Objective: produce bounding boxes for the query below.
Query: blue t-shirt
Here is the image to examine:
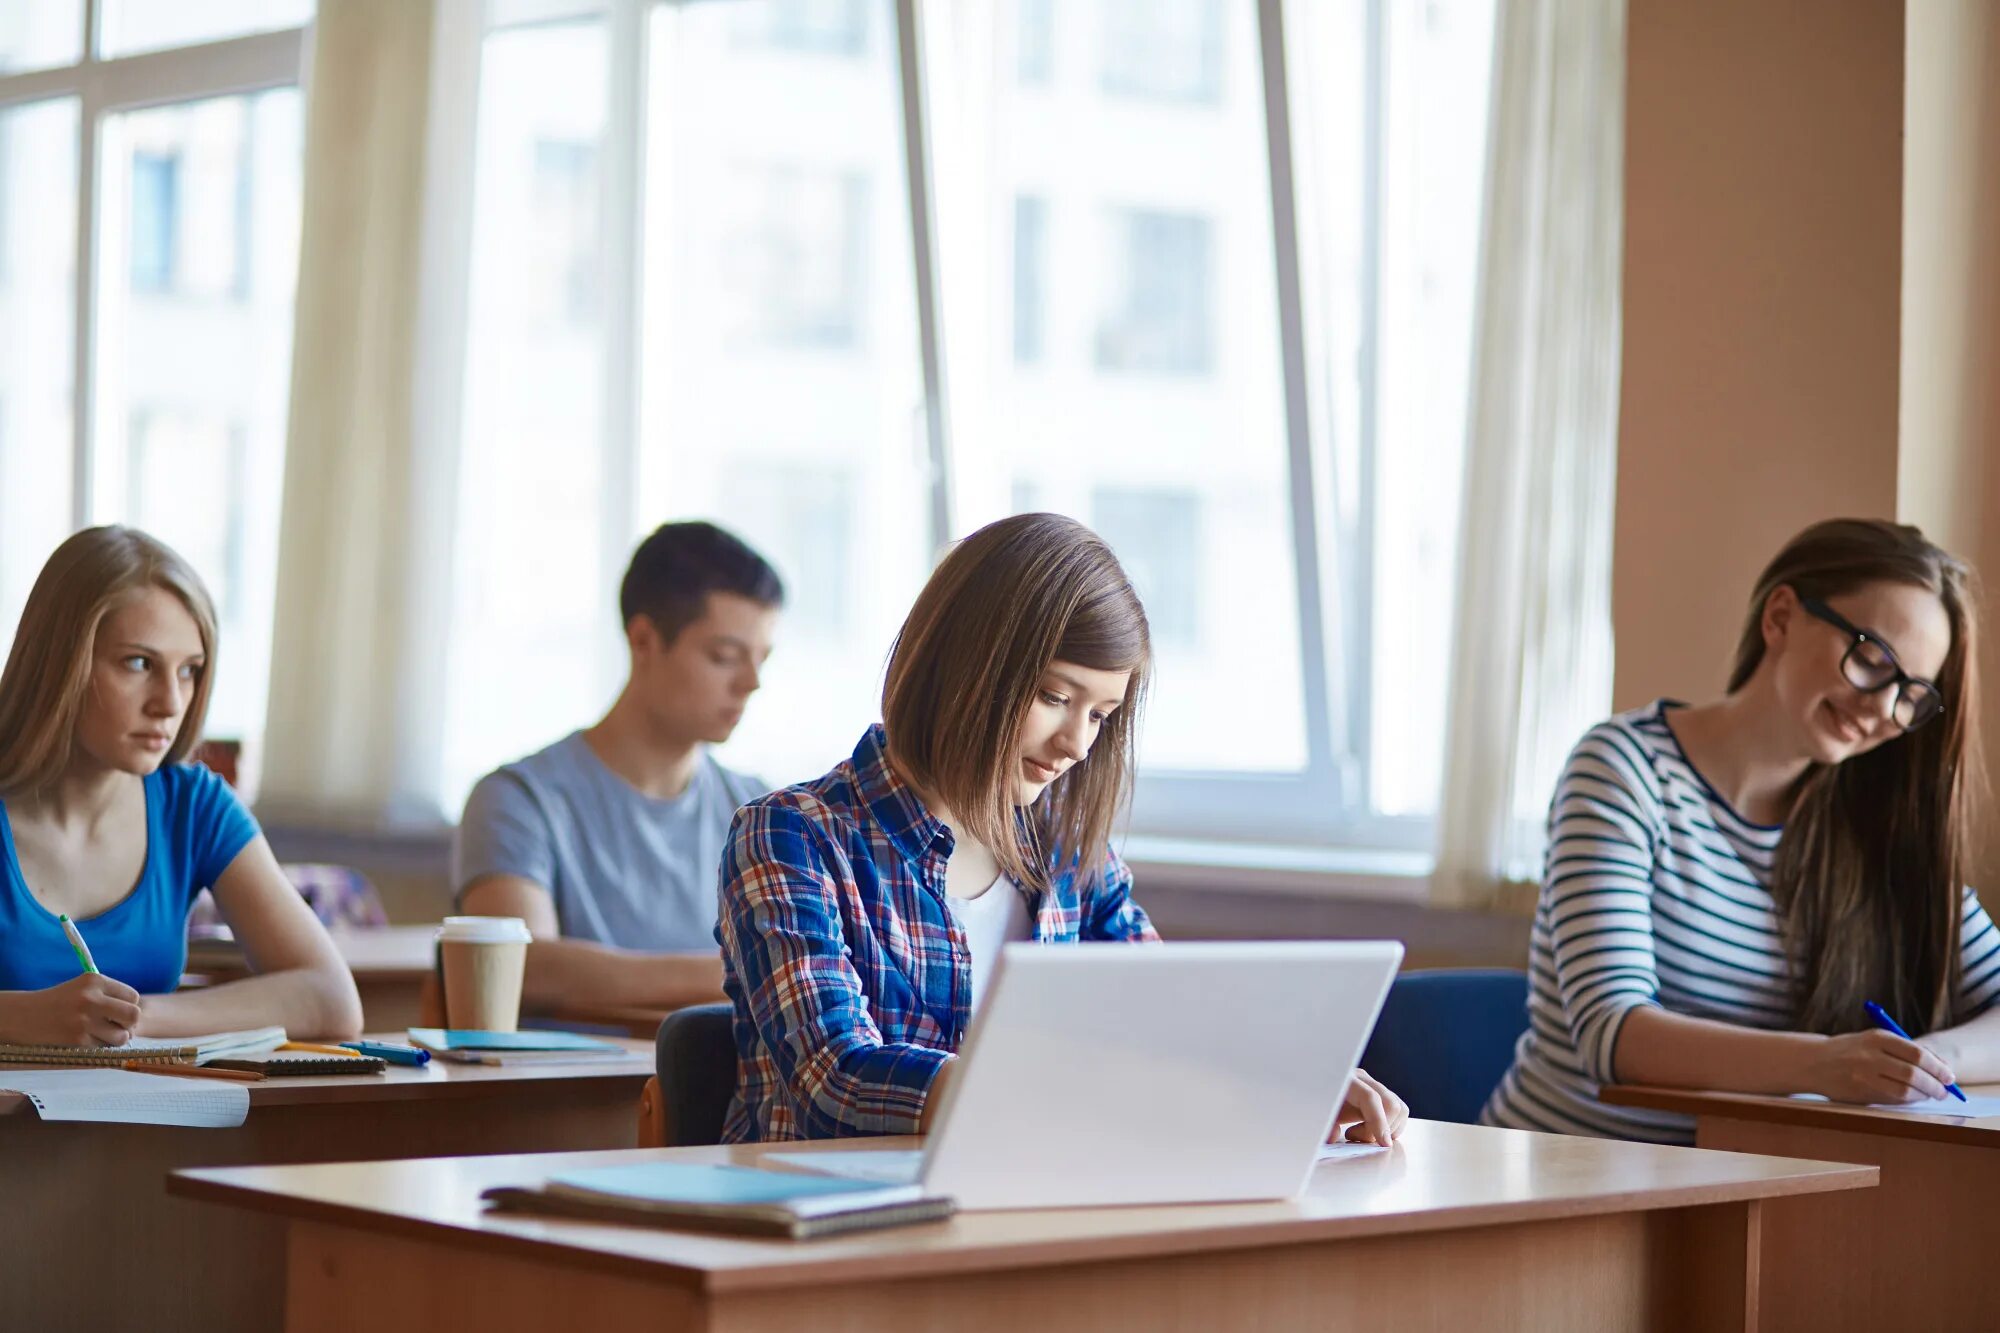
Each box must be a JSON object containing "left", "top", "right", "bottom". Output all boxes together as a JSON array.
[
  {"left": 0, "top": 764, "right": 261, "bottom": 994},
  {"left": 453, "top": 732, "right": 766, "bottom": 952}
]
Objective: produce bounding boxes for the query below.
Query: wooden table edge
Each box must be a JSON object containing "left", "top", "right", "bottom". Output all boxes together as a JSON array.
[
  {"left": 164, "top": 1154, "right": 1878, "bottom": 1297},
  {"left": 1601, "top": 1083, "right": 2000, "bottom": 1147}
]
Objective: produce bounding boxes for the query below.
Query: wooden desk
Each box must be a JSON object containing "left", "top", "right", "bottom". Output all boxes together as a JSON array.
[
  {"left": 186, "top": 923, "right": 440, "bottom": 1031},
  {"left": 169, "top": 1120, "right": 1873, "bottom": 1332},
  {"left": 0, "top": 1033, "right": 653, "bottom": 1333},
  {"left": 1602, "top": 1083, "right": 2000, "bottom": 1332}
]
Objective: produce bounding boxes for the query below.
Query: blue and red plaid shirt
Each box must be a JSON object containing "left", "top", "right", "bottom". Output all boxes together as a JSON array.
[{"left": 717, "top": 723, "right": 1159, "bottom": 1142}]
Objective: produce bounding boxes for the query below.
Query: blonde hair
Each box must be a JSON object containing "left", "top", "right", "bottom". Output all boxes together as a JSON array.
[
  {"left": 0, "top": 526, "right": 219, "bottom": 798},
  {"left": 882, "top": 513, "right": 1150, "bottom": 895}
]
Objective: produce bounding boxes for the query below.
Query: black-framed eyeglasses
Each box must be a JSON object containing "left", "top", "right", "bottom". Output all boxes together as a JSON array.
[{"left": 1798, "top": 597, "right": 1944, "bottom": 731}]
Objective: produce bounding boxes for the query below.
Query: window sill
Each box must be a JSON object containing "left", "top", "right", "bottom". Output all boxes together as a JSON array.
[{"left": 1122, "top": 835, "right": 1432, "bottom": 903}]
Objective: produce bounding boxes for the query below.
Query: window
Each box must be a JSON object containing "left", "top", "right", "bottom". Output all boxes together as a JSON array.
[
  {"left": 722, "top": 164, "right": 870, "bottom": 349},
  {"left": 1099, "top": 0, "right": 1225, "bottom": 104},
  {"left": 731, "top": 0, "right": 870, "bottom": 57},
  {"left": 1015, "top": 0, "right": 1054, "bottom": 85},
  {"left": 0, "top": 3, "right": 83, "bottom": 74},
  {"left": 0, "top": 7, "right": 309, "bottom": 725},
  {"left": 1011, "top": 195, "right": 1046, "bottom": 363},
  {"left": 1095, "top": 207, "right": 1214, "bottom": 375},
  {"left": 442, "top": 19, "right": 611, "bottom": 806},
  {"left": 98, "top": 0, "right": 313, "bottom": 59},
  {"left": 530, "top": 138, "right": 600, "bottom": 325},
  {"left": 446, "top": 0, "right": 1497, "bottom": 854},
  {"left": 0, "top": 99, "right": 79, "bottom": 659},
  {"left": 639, "top": 0, "right": 926, "bottom": 789},
  {"left": 128, "top": 150, "right": 181, "bottom": 292},
  {"left": 1090, "top": 488, "right": 1201, "bottom": 649}
]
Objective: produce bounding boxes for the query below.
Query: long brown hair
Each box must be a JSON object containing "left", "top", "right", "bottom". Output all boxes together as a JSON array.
[
  {"left": 882, "top": 513, "right": 1150, "bottom": 895},
  {"left": 0, "top": 526, "right": 219, "bottom": 799},
  {"left": 1728, "top": 519, "right": 1983, "bottom": 1034}
]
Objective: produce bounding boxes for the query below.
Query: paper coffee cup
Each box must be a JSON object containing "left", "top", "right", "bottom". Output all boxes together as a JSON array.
[{"left": 438, "top": 916, "right": 532, "bottom": 1032}]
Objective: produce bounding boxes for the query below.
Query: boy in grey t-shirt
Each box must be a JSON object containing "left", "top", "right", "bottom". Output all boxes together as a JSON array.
[{"left": 453, "top": 522, "right": 783, "bottom": 1014}]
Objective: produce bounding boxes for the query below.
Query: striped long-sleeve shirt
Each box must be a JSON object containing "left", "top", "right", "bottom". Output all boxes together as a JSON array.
[
  {"left": 1483, "top": 700, "right": 2000, "bottom": 1143},
  {"left": 717, "top": 723, "right": 1159, "bottom": 1143}
]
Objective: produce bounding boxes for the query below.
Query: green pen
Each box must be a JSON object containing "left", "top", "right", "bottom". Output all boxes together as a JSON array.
[{"left": 58, "top": 913, "right": 99, "bottom": 975}]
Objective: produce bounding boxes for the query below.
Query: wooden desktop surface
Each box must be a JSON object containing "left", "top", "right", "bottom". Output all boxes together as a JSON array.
[
  {"left": 1603, "top": 1082, "right": 2000, "bottom": 1332},
  {"left": 0, "top": 1033, "right": 654, "bottom": 1333},
  {"left": 170, "top": 1120, "right": 1875, "bottom": 1332},
  {"left": 186, "top": 923, "right": 440, "bottom": 1029}
]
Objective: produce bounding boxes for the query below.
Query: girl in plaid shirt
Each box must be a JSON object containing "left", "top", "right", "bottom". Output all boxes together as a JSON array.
[{"left": 716, "top": 512, "right": 1406, "bottom": 1144}]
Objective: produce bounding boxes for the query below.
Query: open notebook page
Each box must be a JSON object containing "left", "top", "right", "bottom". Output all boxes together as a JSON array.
[{"left": 0, "top": 1069, "right": 249, "bottom": 1127}]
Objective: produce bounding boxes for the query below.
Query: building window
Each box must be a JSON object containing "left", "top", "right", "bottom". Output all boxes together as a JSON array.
[
  {"left": 1012, "top": 194, "right": 1047, "bottom": 364},
  {"left": 1099, "top": 0, "right": 1224, "bottom": 104},
  {"left": 1091, "top": 487, "right": 1201, "bottom": 650},
  {"left": 129, "top": 150, "right": 179, "bottom": 292},
  {"left": 731, "top": 0, "right": 869, "bottom": 58},
  {"left": 723, "top": 164, "right": 870, "bottom": 350},
  {"left": 1095, "top": 207, "right": 1213, "bottom": 375}
]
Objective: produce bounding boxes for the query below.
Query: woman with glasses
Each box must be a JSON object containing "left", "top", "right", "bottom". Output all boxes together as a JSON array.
[{"left": 1484, "top": 518, "right": 2000, "bottom": 1141}]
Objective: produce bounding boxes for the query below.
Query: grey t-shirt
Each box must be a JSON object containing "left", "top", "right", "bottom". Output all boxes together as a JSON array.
[{"left": 452, "top": 732, "right": 766, "bottom": 952}]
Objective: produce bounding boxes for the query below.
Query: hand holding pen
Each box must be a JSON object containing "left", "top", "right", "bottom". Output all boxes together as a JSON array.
[
  {"left": 5, "top": 915, "right": 144, "bottom": 1047},
  {"left": 1863, "top": 1001, "right": 1967, "bottom": 1103}
]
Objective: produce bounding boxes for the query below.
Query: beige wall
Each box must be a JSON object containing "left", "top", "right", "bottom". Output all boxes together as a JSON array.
[
  {"left": 1614, "top": 0, "right": 1906, "bottom": 709},
  {"left": 1899, "top": 1, "right": 2000, "bottom": 879}
]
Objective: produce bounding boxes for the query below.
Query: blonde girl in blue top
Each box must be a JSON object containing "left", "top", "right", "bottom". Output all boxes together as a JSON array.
[{"left": 0, "top": 527, "right": 361, "bottom": 1046}]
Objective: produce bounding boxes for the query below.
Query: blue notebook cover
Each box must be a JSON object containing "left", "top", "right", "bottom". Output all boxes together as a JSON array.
[
  {"left": 406, "top": 1028, "right": 621, "bottom": 1053},
  {"left": 548, "top": 1163, "right": 905, "bottom": 1206}
]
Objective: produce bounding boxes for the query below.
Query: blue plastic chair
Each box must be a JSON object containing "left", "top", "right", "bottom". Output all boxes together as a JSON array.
[{"left": 1358, "top": 968, "right": 1529, "bottom": 1125}]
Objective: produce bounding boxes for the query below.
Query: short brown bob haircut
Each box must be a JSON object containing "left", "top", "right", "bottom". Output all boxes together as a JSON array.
[
  {"left": 882, "top": 512, "right": 1150, "bottom": 894},
  {"left": 0, "top": 526, "right": 219, "bottom": 798}
]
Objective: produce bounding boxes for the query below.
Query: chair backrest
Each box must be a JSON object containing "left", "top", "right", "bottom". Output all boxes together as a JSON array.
[
  {"left": 1357, "top": 968, "right": 1529, "bottom": 1125},
  {"left": 653, "top": 1001, "right": 740, "bottom": 1147}
]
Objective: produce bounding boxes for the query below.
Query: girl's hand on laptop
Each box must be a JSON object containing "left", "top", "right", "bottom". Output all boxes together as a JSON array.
[{"left": 1333, "top": 1068, "right": 1408, "bottom": 1145}]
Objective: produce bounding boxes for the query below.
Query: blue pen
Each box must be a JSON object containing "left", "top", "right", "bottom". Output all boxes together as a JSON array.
[
  {"left": 339, "top": 1040, "right": 431, "bottom": 1067},
  {"left": 1863, "top": 1000, "right": 1966, "bottom": 1102}
]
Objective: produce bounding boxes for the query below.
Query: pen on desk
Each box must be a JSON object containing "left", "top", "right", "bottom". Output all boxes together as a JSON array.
[
  {"left": 339, "top": 1040, "right": 430, "bottom": 1066},
  {"left": 57, "top": 913, "right": 98, "bottom": 975},
  {"left": 278, "top": 1042, "right": 366, "bottom": 1058},
  {"left": 1863, "top": 1000, "right": 1967, "bottom": 1103},
  {"left": 123, "top": 1061, "right": 264, "bottom": 1083}
]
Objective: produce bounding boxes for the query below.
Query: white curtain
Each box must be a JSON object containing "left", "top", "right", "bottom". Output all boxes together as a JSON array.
[
  {"left": 257, "top": 0, "right": 481, "bottom": 828},
  {"left": 1433, "top": 0, "right": 1625, "bottom": 910}
]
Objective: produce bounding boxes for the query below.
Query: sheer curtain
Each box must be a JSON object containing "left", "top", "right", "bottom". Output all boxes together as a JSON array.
[
  {"left": 1432, "top": 0, "right": 1624, "bottom": 910},
  {"left": 257, "top": 0, "right": 479, "bottom": 826}
]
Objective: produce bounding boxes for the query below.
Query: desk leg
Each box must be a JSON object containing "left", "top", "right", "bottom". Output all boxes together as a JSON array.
[
  {"left": 277, "top": 1204, "right": 1764, "bottom": 1333},
  {"left": 1698, "top": 1117, "right": 1997, "bottom": 1333}
]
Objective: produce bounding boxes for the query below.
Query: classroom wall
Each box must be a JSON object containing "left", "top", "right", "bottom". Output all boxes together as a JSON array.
[
  {"left": 1613, "top": 0, "right": 1905, "bottom": 709},
  {"left": 1899, "top": 1, "right": 2000, "bottom": 880}
]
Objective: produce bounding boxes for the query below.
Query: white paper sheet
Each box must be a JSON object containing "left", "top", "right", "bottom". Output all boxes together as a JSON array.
[
  {"left": 1790, "top": 1092, "right": 2000, "bottom": 1118},
  {"left": 1316, "top": 1141, "right": 1390, "bottom": 1163},
  {"left": 0, "top": 1069, "right": 249, "bottom": 1127}
]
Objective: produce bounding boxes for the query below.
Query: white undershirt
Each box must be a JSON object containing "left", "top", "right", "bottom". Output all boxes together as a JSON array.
[{"left": 944, "top": 875, "right": 1033, "bottom": 1015}]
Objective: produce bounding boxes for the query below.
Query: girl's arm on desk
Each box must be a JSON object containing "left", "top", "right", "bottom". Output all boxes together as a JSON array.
[{"left": 139, "top": 835, "right": 362, "bottom": 1041}]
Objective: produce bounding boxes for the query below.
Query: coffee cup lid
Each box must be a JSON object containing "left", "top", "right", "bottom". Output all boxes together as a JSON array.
[{"left": 438, "top": 915, "right": 533, "bottom": 944}]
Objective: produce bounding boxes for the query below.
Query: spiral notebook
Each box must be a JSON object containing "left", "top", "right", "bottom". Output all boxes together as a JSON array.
[{"left": 0, "top": 1027, "right": 285, "bottom": 1067}]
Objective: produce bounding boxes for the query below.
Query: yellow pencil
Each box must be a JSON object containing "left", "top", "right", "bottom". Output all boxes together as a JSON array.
[
  {"left": 277, "top": 1042, "right": 366, "bottom": 1058},
  {"left": 123, "top": 1060, "right": 265, "bottom": 1083}
]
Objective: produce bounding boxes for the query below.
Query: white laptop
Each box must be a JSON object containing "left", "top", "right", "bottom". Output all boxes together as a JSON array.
[{"left": 775, "top": 939, "right": 1403, "bottom": 1210}]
